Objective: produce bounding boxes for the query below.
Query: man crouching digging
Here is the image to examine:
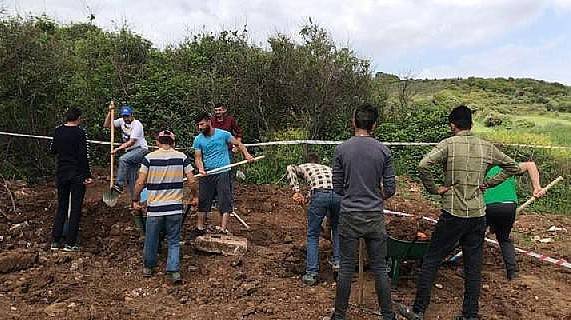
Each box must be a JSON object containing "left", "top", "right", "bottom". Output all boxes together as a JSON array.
[{"left": 132, "top": 130, "right": 198, "bottom": 284}]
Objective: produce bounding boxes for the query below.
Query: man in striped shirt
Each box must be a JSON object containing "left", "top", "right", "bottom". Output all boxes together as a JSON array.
[
  {"left": 398, "top": 105, "right": 521, "bottom": 320},
  {"left": 132, "top": 130, "right": 197, "bottom": 284},
  {"left": 287, "top": 153, "right": 340, "bottom": 286}
]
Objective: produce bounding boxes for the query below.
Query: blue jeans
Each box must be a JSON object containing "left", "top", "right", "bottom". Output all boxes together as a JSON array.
[
  {"left": 115, "top": 147, "right": 148, "bottom": 199},
  {"left": 306, "top": 189, "right": 341, "bottom": 275},
  {"left": 144, "top": 214, "right": 182, "bottom": 272}
]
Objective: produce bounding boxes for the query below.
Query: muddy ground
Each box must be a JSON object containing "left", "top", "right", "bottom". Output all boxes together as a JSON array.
[{"left": 0, "top": 176, "right": 570, "bottom": 319}]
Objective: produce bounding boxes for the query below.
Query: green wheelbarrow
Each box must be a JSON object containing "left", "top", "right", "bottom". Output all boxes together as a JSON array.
[{"left": 387, "top": 236, "right": 431, "bottom": 285}]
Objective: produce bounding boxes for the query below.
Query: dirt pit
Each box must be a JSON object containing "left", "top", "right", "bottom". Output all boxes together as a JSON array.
[{"left": 0, "top": 177, "right": 570, "bottom": 319}]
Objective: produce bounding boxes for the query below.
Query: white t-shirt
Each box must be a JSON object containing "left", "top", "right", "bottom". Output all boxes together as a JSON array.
[{"left": 113, "top": 118, "right": 148, "bottom": 150}]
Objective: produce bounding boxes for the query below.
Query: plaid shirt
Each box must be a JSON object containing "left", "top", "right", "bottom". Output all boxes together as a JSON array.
[
  {"left": 419, "top": 131, "right": 521, "bottom": 218},
  {"left": 286, "top": 163, "right": 333, "bottom": 193}
]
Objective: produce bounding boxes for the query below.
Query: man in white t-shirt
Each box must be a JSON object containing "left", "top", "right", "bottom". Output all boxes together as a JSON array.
[{"left": 104, "top": 104, "right": 149, "bottom": 201}]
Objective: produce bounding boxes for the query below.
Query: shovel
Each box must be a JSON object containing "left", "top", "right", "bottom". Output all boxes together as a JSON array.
[{"left": 103, "top": 101, "right": 119, "bottom": 207}]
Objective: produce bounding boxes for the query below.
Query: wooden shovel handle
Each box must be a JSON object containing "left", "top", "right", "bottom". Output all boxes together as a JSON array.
[
  {"left": 109, "top": 101, "right": 115, "bottom": 188},
  {"left": 516, "top": 176, "right": 563, "bottom": 213}
]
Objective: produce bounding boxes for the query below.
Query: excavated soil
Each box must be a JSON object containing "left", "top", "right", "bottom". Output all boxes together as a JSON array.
[{"left": 0, "top": 176, "right": 570, "bottom": 319}]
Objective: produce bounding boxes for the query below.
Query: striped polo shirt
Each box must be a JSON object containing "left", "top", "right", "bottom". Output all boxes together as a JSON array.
[{"left": 140, "top": 148, "right": 193, "bottom": 217}]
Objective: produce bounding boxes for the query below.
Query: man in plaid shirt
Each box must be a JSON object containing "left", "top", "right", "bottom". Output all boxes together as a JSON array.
[
  {"left": 398, "top": 105, "right": 521, "bottom": 320},
  {"left": 287, "top": 153, "right": 340, "bottom": 286}
]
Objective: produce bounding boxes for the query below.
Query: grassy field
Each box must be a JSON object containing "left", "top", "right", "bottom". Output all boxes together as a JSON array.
[{"left": 474, "top": 112, "right": 571, "bottom": 147}]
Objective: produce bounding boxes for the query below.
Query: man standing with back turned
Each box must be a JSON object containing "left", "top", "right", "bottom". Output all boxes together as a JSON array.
[
  {"left": 332, "top": 103, "right": 396, "bottom": 320},
  {"left": 398, "top": 105, "right": 522, "bottom": 320}
]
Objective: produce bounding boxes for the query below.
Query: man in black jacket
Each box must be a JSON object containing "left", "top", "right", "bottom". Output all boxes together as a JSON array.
[{"left": 50, "top": 107, "right": 93, "bottom": 252}]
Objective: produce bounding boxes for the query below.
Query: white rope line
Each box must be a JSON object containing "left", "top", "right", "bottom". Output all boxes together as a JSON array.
[{"left": 2, "top": 131, "right": 569, "bottom": 150}]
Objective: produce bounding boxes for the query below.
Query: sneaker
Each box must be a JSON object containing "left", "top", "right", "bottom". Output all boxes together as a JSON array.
[
  {"left": 396, "top": 303, "right": 424, "bottom": 320},
  {"left": 62, "top": 245, "right": 80, "bottom": 252},
  {"left": 214, "top": 226, "right": 231, "bottom": 235},
  {"left": 143, "top": 267, "right": 153, "bottom": 278},
  {"left": 188, "top": 227, "right": 206, "bottom": 240},
  {"left": 112, "top": 184, "right": 124, "bottom": 194},
  {"left": 302, "top": 273, "right": 319, "bottom": 286},
  {"left": 328, "top": 259, "right": 340, "bottom": 272},
  {"left": 50, "top": 241, "right": 63, "bottom": 251},
  {"left": 167, "top": 271, "right": 182, "bottom": 284}
]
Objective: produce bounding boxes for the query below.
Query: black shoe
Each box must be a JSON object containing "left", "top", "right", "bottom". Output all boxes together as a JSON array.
[
  {"left": 453, "top": 316, "right": 480, "bottom": 320},
  {"left": 50, "top": 240, "right": 63, "bottom": 251},
  {"left": 188, "top": 228, "right": 206, "bottom": 240},
  {"left": 62, "top": 244, "right": 80, "bottom": 252},
  {"left": 395, "top": 303, "right": 424, "bottom": 320},
  {"left": 507, "top": 270, "right": 518, "bottom": 281}
]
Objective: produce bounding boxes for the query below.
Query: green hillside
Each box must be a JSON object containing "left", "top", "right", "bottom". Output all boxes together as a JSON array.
[{"left": 374, "top": 74, "right": 571, "bottom": 147}]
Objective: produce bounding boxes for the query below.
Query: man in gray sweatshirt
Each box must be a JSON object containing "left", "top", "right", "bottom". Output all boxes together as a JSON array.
[{"left": 331, "top": 103, "right": 396, "bottom": 320}]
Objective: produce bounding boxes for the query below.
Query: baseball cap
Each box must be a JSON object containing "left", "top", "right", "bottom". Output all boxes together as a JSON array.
[
  {"left": 120, "top": 105, "right": 133, "bottom": 116},
  {"left": 158, "top": 130, "right": 175, "bottom": 141}
]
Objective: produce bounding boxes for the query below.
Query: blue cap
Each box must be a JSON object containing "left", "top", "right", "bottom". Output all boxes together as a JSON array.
[{"left": 120, "top": 105, "right": 133, "bottom": 116}]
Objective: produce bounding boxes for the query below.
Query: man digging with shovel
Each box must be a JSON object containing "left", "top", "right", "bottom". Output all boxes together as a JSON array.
[
  {"left": 103, "top": 103, "right": 149, "bottom": 201},
  {"left": 286, "top": 152, "right": 341, "bottom": 286}
]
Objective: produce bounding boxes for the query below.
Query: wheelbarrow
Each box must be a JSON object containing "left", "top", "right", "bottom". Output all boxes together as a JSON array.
[{"left": 387, "top": 236, "right": 430, "bottom": 285}]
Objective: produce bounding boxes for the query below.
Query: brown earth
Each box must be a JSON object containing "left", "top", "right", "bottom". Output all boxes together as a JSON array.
[{"left": 0, "top": 176, "right": 570, "bottom": 319}]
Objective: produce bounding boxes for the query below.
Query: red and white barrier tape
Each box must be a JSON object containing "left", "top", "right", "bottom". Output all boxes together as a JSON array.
[
  {"left": 383, "top": 209, "right": 571, "bottom": 270},
  {"left": 2, "top": 131, "right": 569, "bottom": 150}
]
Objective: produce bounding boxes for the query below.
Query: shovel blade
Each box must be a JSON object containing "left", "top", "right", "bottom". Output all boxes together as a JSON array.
[{"left": 102, "top": 190, "right": 119, "bottom": 207}]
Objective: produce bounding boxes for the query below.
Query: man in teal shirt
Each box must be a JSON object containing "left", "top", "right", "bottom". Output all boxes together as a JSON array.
[{"left": 484, "top": 162, "right": 546, "bottom": 280}]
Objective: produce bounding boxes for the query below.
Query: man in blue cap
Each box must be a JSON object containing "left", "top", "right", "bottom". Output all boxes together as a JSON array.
[{"left": 104, "top": 103, "right": 149, "bottom": 203}]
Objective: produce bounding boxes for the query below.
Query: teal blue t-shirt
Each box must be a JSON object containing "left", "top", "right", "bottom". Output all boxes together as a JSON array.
[{"left": 192, "top": 128, "right": 232, "bottom": 171}]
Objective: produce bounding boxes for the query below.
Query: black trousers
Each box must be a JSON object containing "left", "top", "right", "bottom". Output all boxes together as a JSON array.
[
  {"left": 413, "top": 211, "right": 486, "bottom": 318},
  {"left": 334, "top": 212, "right": 395, "bottom": 320},
  {"left": 52, "top": 175, "right": 86, "bottom": 246},
  {"left": 486, "top": 202, "right": 518, "bottom": 275}
]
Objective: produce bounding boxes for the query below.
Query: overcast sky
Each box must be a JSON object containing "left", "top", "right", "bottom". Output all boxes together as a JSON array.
[{"left": 6, "top": 0, "right": 571, "bottom": 84}]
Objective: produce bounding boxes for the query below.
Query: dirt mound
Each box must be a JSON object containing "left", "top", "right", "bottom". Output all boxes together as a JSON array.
[{"left": 0, "top": 178, "right": 569, "bottom": 319}]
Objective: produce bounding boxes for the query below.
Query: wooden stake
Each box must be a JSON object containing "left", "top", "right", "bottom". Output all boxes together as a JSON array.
[{"left": 358, "top": 238, "right": 365, "bottom": 305}]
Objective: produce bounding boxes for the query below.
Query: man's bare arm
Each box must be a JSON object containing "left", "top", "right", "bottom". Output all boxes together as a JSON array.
[
  {"left": 133, "top": 171, "right": 148, "bottom": 201},
  {"left": 519, "top": 162, "right": 546, "bottom": 197},
  {"left": 194, "top": 150, "right": 206, "bottom": 175},
  {"left": 229, "top": 136, "right": 254, "bottom": 161},
  {"left": 104, "top": 110, "right": 113, "bottom": 128}
]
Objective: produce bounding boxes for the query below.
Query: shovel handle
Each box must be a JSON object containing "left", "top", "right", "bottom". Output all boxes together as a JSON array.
[
  {"left": 109, "top": 101, "right": 115, "bottom": 188},
  {"left": 193, "top": 156, "right": 265, "bottom": 178},
  {"left": 516, "top": 176, "right": 563, "bottom": 213}
]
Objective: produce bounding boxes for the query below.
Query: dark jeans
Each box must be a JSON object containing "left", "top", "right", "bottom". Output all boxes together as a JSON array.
[
  {"left": 486, "top": 202, "right": 517, "bottom": 275},
  {"left": 334, "top": 212, "right": 395, "bottom": 320},
  {"left": 52, "top": 174, "right": 86, "bottom": 246},
  {"left": 306, "top": 189, "right": 340, "bottom": 275},
  {"left": 413, "top": 211, "right": 486, "bottom": 318}
]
